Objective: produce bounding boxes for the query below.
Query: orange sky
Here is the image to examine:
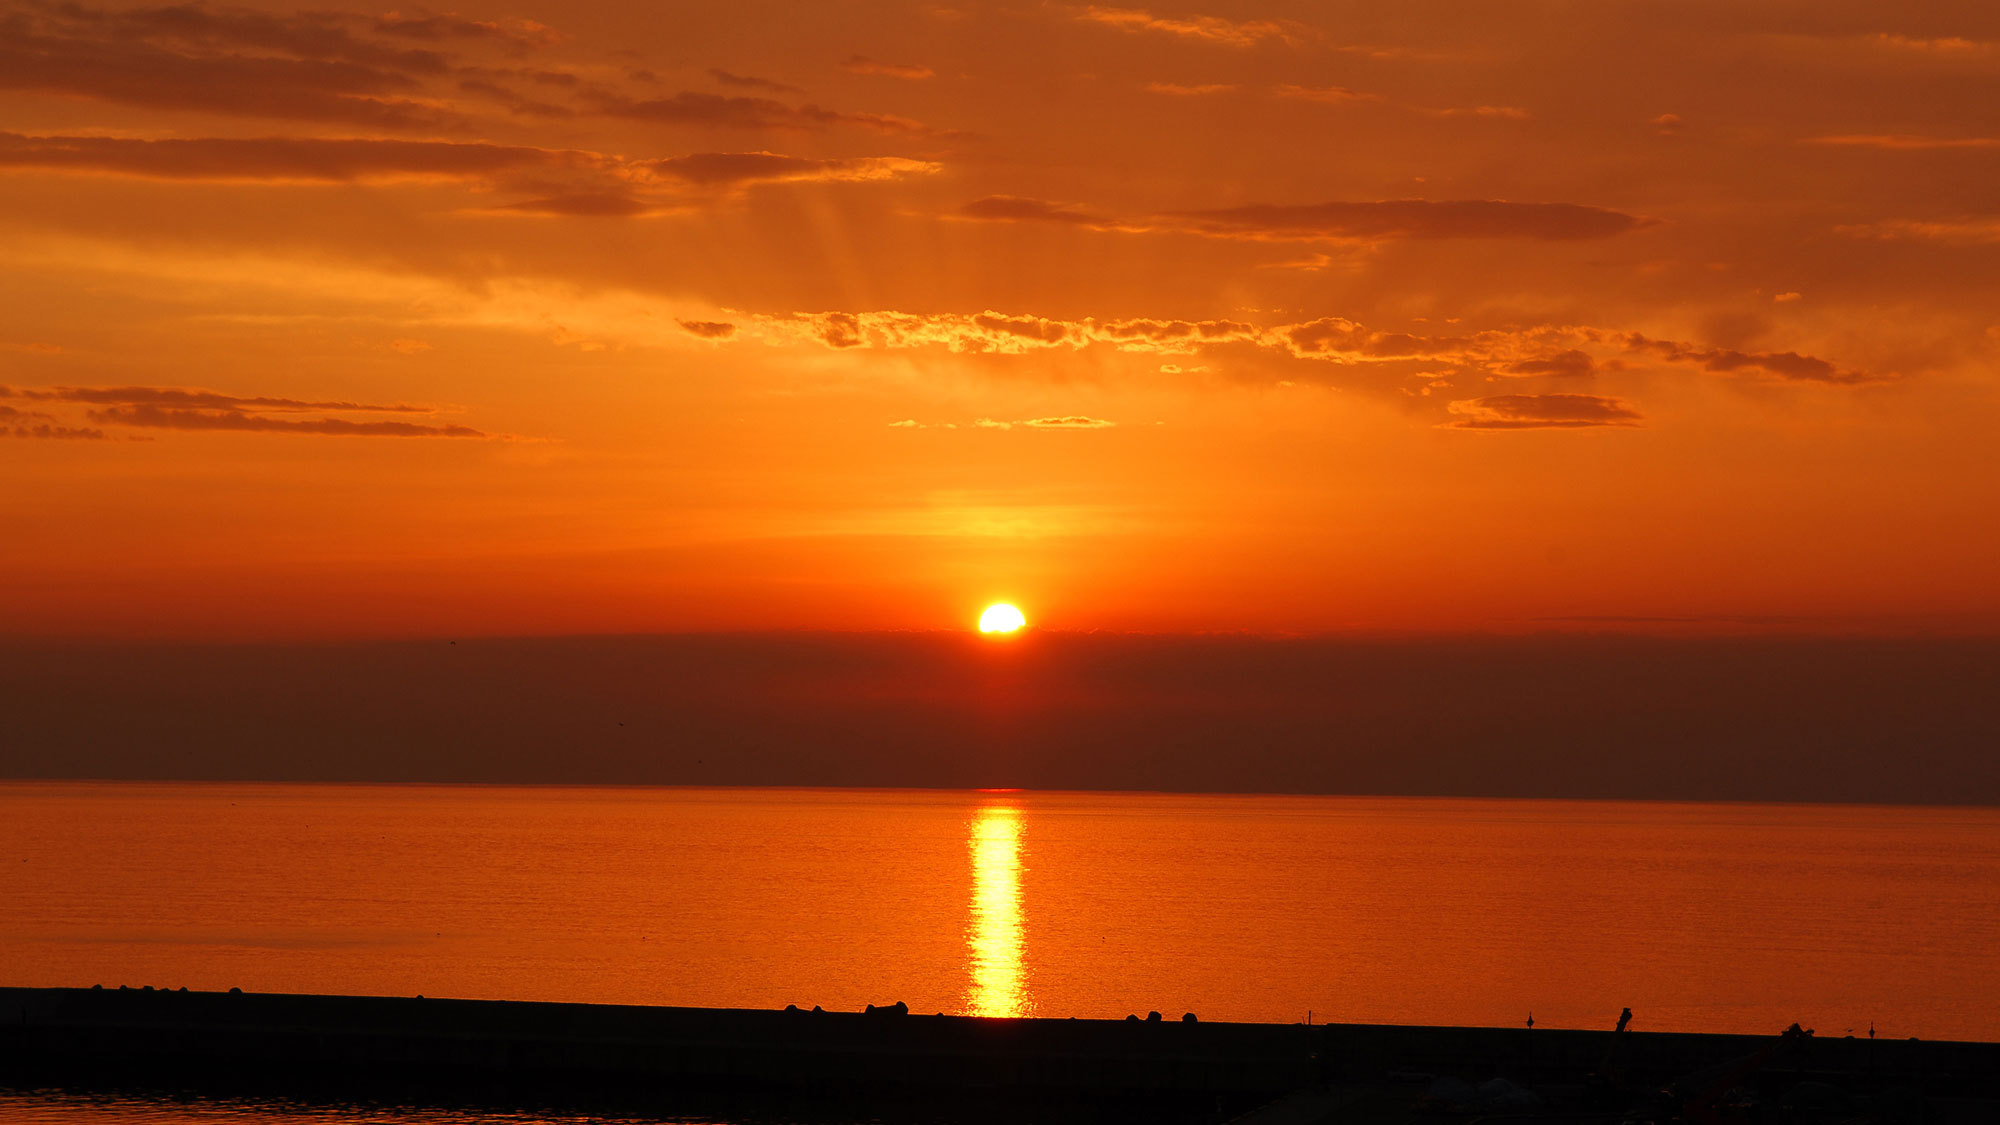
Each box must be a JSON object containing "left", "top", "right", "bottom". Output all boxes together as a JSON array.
[{"left": 4, "top": 0, "right": 1999, "bottom": 639}]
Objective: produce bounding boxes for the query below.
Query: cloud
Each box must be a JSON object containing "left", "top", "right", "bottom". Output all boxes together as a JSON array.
[
  {"left": 0, "top": 134, "right": 939, "bottom": 218},
  {"left": 678, "top": 319, "right": 737, "bottom": 339},
  {"left": 1802, "top": 134, "right": 2000, "bottom": 150},
  {"left": 0, "top": 132, "right": 572, "bottom": 182},
  {"left": 2, "top": 384, "right": 482, "bottom": 439},
  {"left": 86, "top": 405, "right": 487, "bottom": 437},
  {"left": 1273, "top": 85, "right": 1527, "bottom": 119},
  {"left": 1444, "top": 394, "right": 1642, "bottom": 430},
  {"left": 1652, "top": 113, "right": 1685, "bottom": 135},
  {"left": 371, "top": 12, "right": 560, "bottom": 48},
  {"left": 590, "top": 90, "right": 930, "bottom": 134},
  {"left": 1624, "top": 335, "right": 1877, "bottom": 384},
  {"left": 709, "top": 69, "right": 803, "bottom": 95},
  {"left": 884, "top": 414, "right": 1115, "bottom": 430},
  {"left": 736, "top": 308, "right": 1880, "bottom": 389},
  {"left": 1166, "top": 200, "right": 1648, "bottom": 241},
  {"left": 1773, "top": 291, "right": 1802, "bottom": 302},
  {"left": 1145, "top": 81, "right": 1236, "bottom": 95},
  {"left": 958, "top": 195, "right": 1125, "bottom": 228},
  {"left": 958, "top": 195, "right": 1649, "bottom": 243},
  {"left": 58, "top": 2, "right": 453, "bottom": 72},
  {"left": 1092, "top": 317, "right": 1260, "bottom": 352},
  {"left": 763, "top": 309, "right": 1265, "bottom": 356},
  {"left": 3, "top": 385, "right": 428, "bottom": 413},
  {"left": 1503, "top": 349, "right": 1597, "bottom": 377},
  {"left": 1274, "top": 84, "right": 1383, "bottom": 104},
  {"left": 0, "top": 7, "right": 457, "bottom": 129},
  {"left": 1862, "top": 33, "right": 1995, "bottom": 56},
  {"left": 495, "top": 193, "right": 658, "bottom": 217},
  {"left": 842, "top": 55, "right": 934, "bottom": 80},
  {"left": 3, "top": 420, "right": 108, "bottom": 440},
  {"left": 1279, "top": 317, "right": 1478, "bottom": 362},
  {"left": 1836, "top": 218, "right": 2000, "bottom": 245},
  {"left": 0, "top": 402, "right": 101, "bottom": 438},
  {"left": 1022, "top": 416, "right": 1116, "bottom": 428},
  {"left": 1076, "top": 6, "right": 1300, "bottom": 48},
  {"left": 643, "top": 151, "right": 939, "bottom": 186},
  {"left": 1413, "top": 104, "right": 1531, "bottom": 120},
  {"left": 456, "top": 77, "right": 574, "bottom": 118}
]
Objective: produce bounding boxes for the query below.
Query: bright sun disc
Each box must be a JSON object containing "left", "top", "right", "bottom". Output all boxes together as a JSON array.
[{"left": 979, "top": 603, "right": 1027, "bottom": 633}]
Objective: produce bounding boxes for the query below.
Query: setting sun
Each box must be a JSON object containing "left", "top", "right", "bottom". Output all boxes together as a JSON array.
[{"left": 979, "top": 604, "right": 1027, "bottom": 634}]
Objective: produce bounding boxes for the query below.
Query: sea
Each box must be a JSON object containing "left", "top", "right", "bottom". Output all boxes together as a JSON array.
[{"left": 5, "top": 782, "right": 2000, "bottom": 1121}]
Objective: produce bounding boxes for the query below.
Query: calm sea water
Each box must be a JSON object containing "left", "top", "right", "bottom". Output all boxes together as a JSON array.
[{"left": 5, "top": 782, "right": 2000, "bottom": 1047}]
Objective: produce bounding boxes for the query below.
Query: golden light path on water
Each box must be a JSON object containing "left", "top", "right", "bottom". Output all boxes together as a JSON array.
[{"left": 965, "top": 802, "right": 1028, "bottom": 1017}]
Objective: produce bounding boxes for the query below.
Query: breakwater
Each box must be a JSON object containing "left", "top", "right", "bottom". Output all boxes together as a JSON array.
[{"left": 5, "top": 987, "right": 1998, "bottom": 1121}]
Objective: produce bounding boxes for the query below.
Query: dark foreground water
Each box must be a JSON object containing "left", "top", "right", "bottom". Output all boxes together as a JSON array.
[
  {"left": 0, "top": 1091, "right": 681, "bottom": 1125},
  {"left": 6, "top": 782, "right": 2000, "bottom": 1041}
]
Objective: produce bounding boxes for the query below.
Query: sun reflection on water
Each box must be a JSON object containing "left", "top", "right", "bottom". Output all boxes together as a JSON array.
[{"left": 965, "top": 803, "right": 1028, "bottom": 1017}]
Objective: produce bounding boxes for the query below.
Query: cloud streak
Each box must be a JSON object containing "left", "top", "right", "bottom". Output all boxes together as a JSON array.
[
  {"left": 589, "top": 90, "right": 931, "bottom": 134},
  {"left": 1077, "top": 6, "right": 1300, "bottom": 48},
  {"left": 642, "top": 151, "right": 939, "bottom": 187},
  {"left": 957, "top": 195, "right": 1650, "bottom": 243},
  {"left": 3, "top": 385, "right": 487, "bottom": 439},
  {"left": 1444, "top": 394, "right": 1643, "bottom": 430},
  {"left": 4, "top": 385, "right": 429, "bottom": 413},
  {"left": 85, "top": 405, "right": 487, "bottom": 437},
  {"left": 1167, "top": 200, "right": 1646, "bottom": 241},
  {"left": 0, "top": 132, "right": 569, "bottom": 182},
  {"left": 1803, "top": 134, "right": 2000, "bottom": 151},
  {"left": 731, "top": 308, "right": 1879, "bottom": 392},
  {"left": 842, "top": 55, "right": 934, "bottom": 80},
  {"left": 0, "top": 8, "right": 454, "bottom": 129}
]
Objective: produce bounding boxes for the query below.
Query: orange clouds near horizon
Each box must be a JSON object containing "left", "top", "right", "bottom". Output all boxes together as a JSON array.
[{"left": 3, "top": 0, "right": 1999, "bottom": 641}]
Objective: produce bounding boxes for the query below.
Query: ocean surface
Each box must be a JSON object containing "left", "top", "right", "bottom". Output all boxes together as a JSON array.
[{"left": 6, "top": 781, "right": 2000, "bottom": 1121}]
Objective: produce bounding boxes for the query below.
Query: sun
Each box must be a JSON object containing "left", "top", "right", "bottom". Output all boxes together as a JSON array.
[{"left": 978, "top": 603, "right": 1027, "bottom": 634}]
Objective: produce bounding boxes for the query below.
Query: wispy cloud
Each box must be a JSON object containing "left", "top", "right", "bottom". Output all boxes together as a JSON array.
[
  {"left": 1022, "top": 415, "right": 1117, "bottom": 428},
  {"left": 709, "top": 68, "right": 803, "bottom": 95},
  {"left": 589, "top": 90, "right": 932, "bottom": 134},
  {"left": 1836, "top": 217, "right": 2000, "bottom": 244},
  {"left": 842, "top": 55, "right": 934, "bottom": 80},
  {"left": 643, "top": 151, "right": 939, "bottom": 186},
  {"left": 1274, "top": 84, "right": 1382, "bottom": 104},
  {"left": 957, "top": 195, "right": 1650, "bottom": 243},
  {"left": 1623, "top": 335, "right": 1878, "bottom": 384},
  {"left": 0, "top": 132, "right": 569, "bottom": 182},
  {"left": 1165, "top": 200, "right": 1641, "bottom": 241},
  {"left": 86, "top": 405, "right": 487, "bottom": 437},
  {"left": 1145, "top": 81, "right": 1236, "bottom": 95},
  {"left": 1444, "top": 394, "right": 1642, "bottom": 430},
  {"left": 0, "top": 404, "right": 105, "bottom": 440},
  {"left": 1076, "top": 6, "right": 1302, "bottom": 48},
  {"left": 1802, "top": 134, "right": 2000, "bottom": 150},
  {"left": 4, "top": 385, "right": 429, "bottom": 413},
  {"left": 3, "top": 384, "right": 488, "bottom": 439}
]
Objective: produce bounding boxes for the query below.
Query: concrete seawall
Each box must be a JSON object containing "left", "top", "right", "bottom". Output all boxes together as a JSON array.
[{"left": 6, "top": 987, "right": 1999, "bottom": 1119}]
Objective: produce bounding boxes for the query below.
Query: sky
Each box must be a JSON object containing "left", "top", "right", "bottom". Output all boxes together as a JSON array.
[{"left": 5, "top": 0, "right": 2000, "bottom": 640}]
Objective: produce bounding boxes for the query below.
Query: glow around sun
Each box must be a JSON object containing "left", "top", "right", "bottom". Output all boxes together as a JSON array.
[{"left": 979, "top": 603, "right": 1027, "bottom": 633}]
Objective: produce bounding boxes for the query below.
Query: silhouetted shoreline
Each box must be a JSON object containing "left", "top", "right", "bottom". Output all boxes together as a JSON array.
[{"left": 6, "top": 987, "right": 1998, "bottom": 1123}]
